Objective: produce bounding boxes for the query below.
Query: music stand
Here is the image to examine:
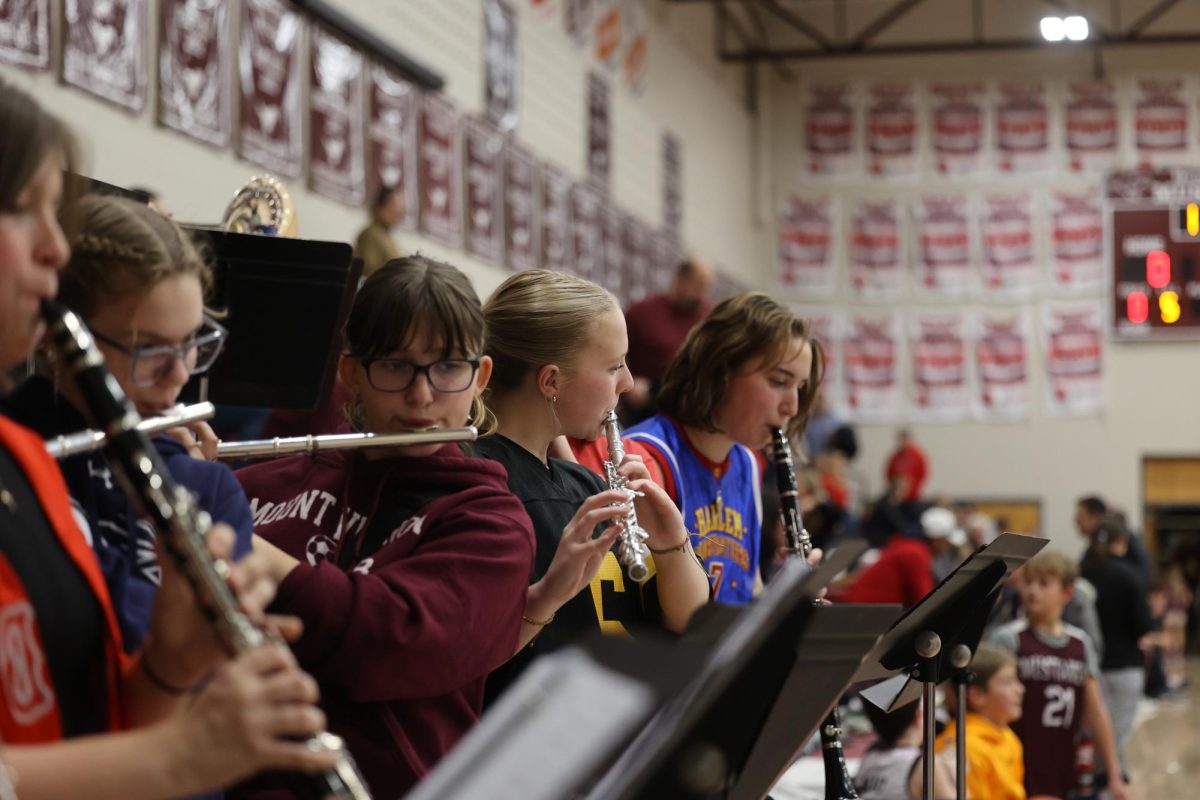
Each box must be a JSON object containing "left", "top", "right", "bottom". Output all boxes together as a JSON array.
[
  {"left": 853, "top": 532, "right": 1047, "bottom": 800},
  {"left": 179, "top": 228, "right": 358, "bottom": 409},
  {"left": 585, "top": 540, "right": 896, "bottom": 800}
]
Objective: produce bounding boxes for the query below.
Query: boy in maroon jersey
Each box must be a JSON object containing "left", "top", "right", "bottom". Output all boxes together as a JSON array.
[{"left": 989, "top": 551, "right": 1128, "bottom": 800}]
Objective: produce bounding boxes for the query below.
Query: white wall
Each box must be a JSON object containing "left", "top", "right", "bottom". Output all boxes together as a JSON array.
[
  {"left": 766, "top": 42, "right": 1200, "bottom": 554},
  {"left": 1, "top": 0, "right": 763, "bottom": 299}
]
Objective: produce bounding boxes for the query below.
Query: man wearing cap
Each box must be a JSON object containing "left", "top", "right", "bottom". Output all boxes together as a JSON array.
[{"left": 923, "top": 506, "right": 968, "bottom": 581}]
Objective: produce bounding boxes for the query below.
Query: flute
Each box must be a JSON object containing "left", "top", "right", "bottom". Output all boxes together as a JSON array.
[
  {"left": 44, "top": 402, "right": 216, "bottom": 459},
  {"left": 216, "top": 428, "right": 478, "bottom": 460}
]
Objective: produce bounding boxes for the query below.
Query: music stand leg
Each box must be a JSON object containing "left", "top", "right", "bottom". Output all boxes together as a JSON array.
[
  {"left": 913, "top": 631, "right": 943, "bottom": 800},
  {"left": 948, "top": 644, "right": 974, "bottom": 800}
]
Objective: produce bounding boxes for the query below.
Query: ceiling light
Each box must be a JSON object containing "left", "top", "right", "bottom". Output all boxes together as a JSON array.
[
  {"left": 1040, "top": 16, "right": 1065, "bottom": 41},
  {"left": 1063, "top": 16, "right": 1089, "bottom": 41}
]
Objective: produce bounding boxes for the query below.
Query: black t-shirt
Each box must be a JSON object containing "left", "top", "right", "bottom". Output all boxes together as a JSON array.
[
  {"left": 475, "top": 435, "right": 662, "bottom": 703},
  {"left": 1081, "top": 556, "right": 1153, "bottom": 671},
  {"left": 0, "top": 443, "right": 108, "bottom": 737}
]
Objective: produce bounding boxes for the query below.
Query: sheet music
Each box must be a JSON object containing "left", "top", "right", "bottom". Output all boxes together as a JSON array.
[{"left": 407, "top": 649, "right": 654, "bottom": 800}]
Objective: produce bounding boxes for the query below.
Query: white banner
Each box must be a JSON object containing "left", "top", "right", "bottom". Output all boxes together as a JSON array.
[
  {"left": 908, "top": 310, "right": 970, "bottom": 422},
  {"left": 913, "top": 193, "right": 973, "bottom": 298},
  {"left": 1041, "top": 301, "right": 1104, "bottom": 416},
  {"left": 931, "top": 82, "right": 988, "bottom": 176},
  {"left": 1065, "top": 80, "right": 1119, "bottom": 173},
  {"left": 793, "top": 307, "right": 844, "bottom": 412},
  {"left": 843, "top": 312, "right": 902, "bottom": 423},
  {"left": 848, "top": 197, "right": 905, "bottom": 300},
  {"left": 979, "top": 191, "right": 1039, "bottom": 300},
  {"left": 866, "top": 82, "right": 919, "bottom": 177},
  {"left": 994, "top": 81, "right": 1052, "bottom": 174},
  {"left": 971, "top": 308, "right": 1031, "bottom": 422},
  {"left": 803, "top": 83, "right": 860, "bottom": 176},
  {"left": 778, "top": 195, "right": 837, "bottom": 297},
  {"left": 1131, "top": 77, "right": 1193, "bottom": 169},
  {"left": 1048, "top": 187, "right": 1104, "bottom": 293}
]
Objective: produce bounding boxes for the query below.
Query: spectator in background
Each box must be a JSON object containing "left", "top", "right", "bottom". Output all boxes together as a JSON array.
[
  {"left": 885, "top": 428, "right": 928, "bottom": 505},
  {"left": 833, "top": 505, "right": 949, "bottom": 608},
  {"left": 802, "top": 389, "right": 842, "bottom": 459},
  {"left": 1074, "top": 495, "right": 1154, "bottom": 587},
  {"left": 922, "top": 506, "right": 969, "bottom": 581},
  {"left": 355, "top": 184, "right": 404, "bottom": 279},
  {"left": 129, "top": 185, "right": 170, "bottom": 217},
  {"left": 622, "top": 256, "right": 715, "bottom": 423}
]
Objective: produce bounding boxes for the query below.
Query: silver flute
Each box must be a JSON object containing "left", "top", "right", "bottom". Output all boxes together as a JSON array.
[
  {"left": 217, "top": 428, "right": 478, "bottom": 460},
  {"left": 602, "top": 411, "right": 651, "bottom": 583},
  {"left": 45, "top": 401, "right": 216, "bottom": 459}
]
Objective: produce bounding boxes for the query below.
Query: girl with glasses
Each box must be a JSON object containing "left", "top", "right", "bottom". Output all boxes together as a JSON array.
[
  {"left": 232, "top": 257, "right": 536, "bottom": 799},
  {"left": 0, "top": 80, "right": 336, "bottom": 797},
  {"left": 477, "top": 269, "right": 710, "bottom": 703},
  {"left": 1, "top": 193, "right": 251, "bottom": 655}
]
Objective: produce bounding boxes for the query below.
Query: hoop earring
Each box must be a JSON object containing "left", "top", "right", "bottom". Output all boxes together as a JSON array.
[{"left": 345, "top": 395, "right": 365, "bottom": 433}]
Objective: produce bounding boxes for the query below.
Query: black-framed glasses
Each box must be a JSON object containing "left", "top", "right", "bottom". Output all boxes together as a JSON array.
[
  {"left": 360, "top": 357, "right": 481, "bottom": 393},
  {"left": 92, "top": 316, "right": 228, "bottom": 388}
]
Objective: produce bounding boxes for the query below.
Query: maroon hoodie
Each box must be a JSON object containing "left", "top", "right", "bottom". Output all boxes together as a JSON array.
[{"left": 231, "top": 444, "right": 535, "bottom": 799}]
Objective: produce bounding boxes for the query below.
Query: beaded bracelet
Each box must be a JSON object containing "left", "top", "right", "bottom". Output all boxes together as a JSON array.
[
  {"left": 140, "top": 651, "right": 191, "bottom": 696},
  {"left": 522, "top": 612, "right": 556, "bottom": 627},
  {"left": 648, "top": 538, "right": 690, "bottom": 555}
]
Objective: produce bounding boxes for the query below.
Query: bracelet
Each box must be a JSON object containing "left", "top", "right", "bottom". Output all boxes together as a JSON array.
[
  {"left": 522, "top": 611, "right": 556, "bottom": 627},
  {"left": 139, "top": 650, "right": 192, "bottom": 696},
  {"left": 649, "top": 537, "right": 690, "bottom": 555}
]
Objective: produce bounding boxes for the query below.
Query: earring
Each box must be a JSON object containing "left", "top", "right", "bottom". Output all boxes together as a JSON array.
[{"left": 552, "top": 395, "right": 558, "bottom": 404}]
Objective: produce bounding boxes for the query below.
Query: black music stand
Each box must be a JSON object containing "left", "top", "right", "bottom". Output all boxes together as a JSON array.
[
  {"left": 179, "top": 229, "right": 358, "bottom": 409},
  {"left": 853, "top": 532, "right": 1047, "bottom": 800}
]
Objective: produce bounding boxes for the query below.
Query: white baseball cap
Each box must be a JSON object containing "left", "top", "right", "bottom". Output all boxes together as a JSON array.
[{"left": 921, "top": 506, "right": 967, "bottom": 547}]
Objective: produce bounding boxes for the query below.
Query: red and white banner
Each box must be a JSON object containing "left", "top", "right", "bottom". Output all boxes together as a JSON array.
[
  {"left": 159, "top": 0, "right": 229, "bottom": 147},
  {"left": 368, "top": 63, "right": 420, "bottom": 232},
  {"left": 1041, "top": 301, "right": 1104, "bottom": 416},
  {"left": 540, "top": 164, "right": 573, "bottom": 272},
  {"left": 418, "top": 93, "right": 462, "bottom": 247},
  {"left": 1048, "top": 188, "right": 1104, "bottom": 293},
  {"left": 463, "top": 116, "right": 505, "bottom": 264},
  {"left": 866, "top": 82, "right": 919, "bottom": 177},
  {"left": 0, "top": 0, "right": 49, "bottom": 70},
  {"left": 793, "top": 308, "right": 844, "bottom": 410},
  {"left": 1133, "top": 77, "right": 1192, "bottom": 169},
  {"left": 778, "top": 195, "right": 836, "bottom": 296},
  {"left": 1064, "top": 81, "right": 1119, "bottom": 173},
  {"left": 914, "top": 193, "right": 972, "bottom": 298},
  {"left": 309, "top": 26, "right": 365, "bottom": 206},
  {"left": 63, "top": 0, "right": 148, "bottom": 113},
  {"left": 931, "top": 82, "right": 987, "bottom": 175},
  {"left": 804, "top": 83, "right": 859, "bottom": 176},
  {"left": 979, "top": 191, "right": 1038, "bottom": 299},
  {"left": 843, "top": 313, "right": 902, "bottom": 423},
  {"left": 994, "top": 81, "right": 1051, "bottom": 174},
  {"left": 908, "top": 311, "right": 969, "bottom": 422},
  {"left": 504, "top": 142, "right": 539, "bottom": 272},
  {"left": 971, "top": 309, "right": 1031, "bottom": 422},
  {"left": 848, "top": 198, "right": 905, "bottom": 300},
  {"left": 237, "top": 0, "right": 302, "bottom": 177}
]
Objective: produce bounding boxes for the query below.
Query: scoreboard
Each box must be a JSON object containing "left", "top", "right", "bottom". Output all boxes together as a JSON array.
[{"left": 1109, "top": 169, "right": 1200, "bottom": 340}]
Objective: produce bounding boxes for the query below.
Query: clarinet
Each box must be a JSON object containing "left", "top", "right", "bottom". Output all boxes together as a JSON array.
[
  {"left": 771, "top": 427, "right": 859, "bottom": 800},
  {"left": 602, "top": 411, "right": 651, "bottom": 583},
  {"left": 43, "top": 303, "right": 371, "bottom": 800}
]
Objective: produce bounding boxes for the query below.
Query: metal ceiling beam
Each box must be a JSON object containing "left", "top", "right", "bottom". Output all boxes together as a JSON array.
[
  {"left": 1127, "top": 0, "right": 1186, "bottom": 39},
  {"left": 759, "top": 0, "right": 836, "bottom": 52},
  {"left": 848, "top": 0, "right": 930, "bottom": 50}
]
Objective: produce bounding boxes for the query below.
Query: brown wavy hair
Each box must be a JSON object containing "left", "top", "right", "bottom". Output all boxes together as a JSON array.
[
  {"left": 657, "top": 292, "right": 824, "bottom": 440},
  {"left": 0, "top": 80, "right": 77, "bottom": 214}
]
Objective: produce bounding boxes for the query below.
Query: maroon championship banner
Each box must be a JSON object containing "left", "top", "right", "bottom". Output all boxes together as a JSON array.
[
  {"left": 418, "top": 93, "right": 462, "bottom": 247},
  {"left": 777, "top": 195, "right": 836, "bottom": 296},
  {"left": 994, "top": 81, "right": 1050, "bottom": 174},
  {"left": 484, "top": 0, "right": 518, "bottom": 131},
  {"left": 914, "top": 193, "right": 972, "bottom": 298},
  {"left": 848, "top": 198, "right": 905, "bottom": 299},
  {"left": 804, "top": 83, "right": 859, "bottom": 176},
  {"left": 63, "top": 0, "right": 148, "bottom": 112},
  {"left": 794, "top": 308, "right": 843, "bottom": 411},
  {"left": 971, "top": 309, "right": 1031, "bottom": 422},
  {"left": 570, "top": 182, "right": 602, "bottom": 281},
  {"left": 980, "top": 191, "right": 1038, "bottom": 299},
  {"left": 1133, "top": 77, "right": 1192, "bottom": 169},
  {"left": 1041, "top": 301, "right": 1103, "bottom": 416},
  {"left": 587, "top": 73, "right": 609, "bottom": 193},
  {"left": 663, "top": 133, "right": 682, "bottom": 241},
  {"left": 843, "top": 313, "right": 901, "bottom": 423},
  {"left": 237, "top": 0, "right": 302, "bottom": 177},
  {"left": 931, "top": 82, "right": 986, "bottom": 176},
  {"left": 463, "top": 116, "right": 505, "bottom": 264},
  {"left": 1064, "top": 81, "right": 1118, "bottom": 173},
  {"left": 866, "top": 82, "right": 918, "bottom": 177},
  {"left": 368, "top": 63, "right": 420, "bottom": 232},
  {"left": 158, "top": 0, "right": 229, "bottom": 147},
  {"left": 623, "top": 216, "right": 652, "bottom": 305},
  {"left": 600, "top": 203, "right": 626, "bottom": 303},
  {"left": 1048, "top": 188, "right": 1103, "bottom": 293},
  {"left": 503, "top": 141, "right": 538, "bottom": 272},
  {"left": 908, "top": 311, "right": 969, "bottom": 422},
  {"left": 309, "top": 26, "right": 365, "bottom": 206},
  {"left": 0, "top": 0, "right": 49, "bottom": 70},
  {"left": 539, "top": 163, "right": 573, "bottom": 272}
]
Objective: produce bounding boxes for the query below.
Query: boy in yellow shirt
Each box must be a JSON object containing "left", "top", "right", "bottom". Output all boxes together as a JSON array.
[{"left": 935, "top": 643, "right": 1027, "bottom": 800}]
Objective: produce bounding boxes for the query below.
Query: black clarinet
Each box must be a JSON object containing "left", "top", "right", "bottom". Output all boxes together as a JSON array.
[
  {"left": 44, "top": 303, "right": 371, "bottom": 800},
  {"left": 771, "top": 427, "right": 859, "bottom": 800}
]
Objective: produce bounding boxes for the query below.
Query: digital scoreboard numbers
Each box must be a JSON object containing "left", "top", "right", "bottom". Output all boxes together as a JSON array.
[{"left": 1109, "top": 169, "right": 1200, "bottom": 340}]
